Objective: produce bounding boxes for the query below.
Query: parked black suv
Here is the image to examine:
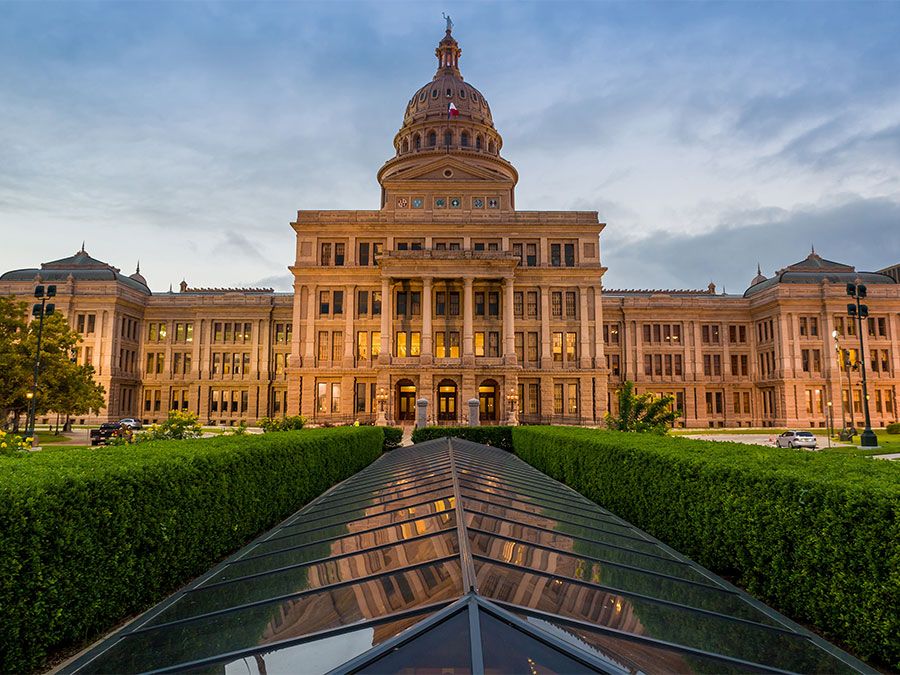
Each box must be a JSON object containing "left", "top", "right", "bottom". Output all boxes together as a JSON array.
[{"left": 90, "top": 422, "right": 128, "bottom": 446}]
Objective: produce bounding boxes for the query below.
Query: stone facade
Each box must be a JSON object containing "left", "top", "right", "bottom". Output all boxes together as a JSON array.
[{"left": 2, "top": 28, "right": 898, "bottom": 429}]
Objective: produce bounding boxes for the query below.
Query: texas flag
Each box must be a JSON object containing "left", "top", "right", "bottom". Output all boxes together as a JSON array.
[{"left": 448, "top": 102, "right": 459, "bottom": 119}]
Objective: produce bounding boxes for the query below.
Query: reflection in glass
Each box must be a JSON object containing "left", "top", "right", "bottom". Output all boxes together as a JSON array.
[
  {"left": 208, "top": 514, "right": 457, "bottom": 585},
  {"left": 479, "top": 610, "right": 599, "bottom": 674},
  {"left": 475, "top": 561, "right": 854, "bottom": 673},
  {"left": 356, "top": 608, "right": 472, "bottom": 674},
  {"left": 85, "top": 561, "right": 464, "bottom": 673},
  {"left": 464, "top": 512, "right": 709, "bottom": 584},
  {"left": 181, "top": 610, "right": 437, "bottom": 675},
  {"left": 285, "top": 491, "right": 456, "bottom": 533},
  {"left": 469, "top": 533, "right": 775, "bottom": 626},
  {"left": 151, "top": 533, "right": 460, "bottom": 625}
]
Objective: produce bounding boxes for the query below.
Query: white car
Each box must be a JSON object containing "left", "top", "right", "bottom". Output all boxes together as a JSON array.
[{"left": 775, "top": 430, "right": 817, "bottom": 449}]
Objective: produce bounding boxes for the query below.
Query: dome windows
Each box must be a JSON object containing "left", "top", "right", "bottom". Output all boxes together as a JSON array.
[
  {"left": 461, "top": 131, "right": 469, "bottom": 147},
  {"left": 460, "top": 89, "right": 466, "bottom": 99},
  {"left": 431, "top": 89, "right": 438, "bottom": 99},
  {"left": 488, "top": 140, "right": 496, "bottom": 154},
  {"left": 419, "top": 91, "right": 426, "bottom": 102},
  {"left": 446, "top": 88, "right": 452, "bottom": 97},
  {"left": 414, "top": 134, "right": 421, "bottom": 150},
  {"left": 444, "top": 130, "right": 452, "bottom": 146},
  {"left": 472, "top": 93, "right": 478, "bottom": 103},
  {"left": 401, "top": 138, "right": 409, "bottom": 153},
  {"left": 475, "top": 135, "right": 483, "bottom": 150},
  {"left": 428, "top": 131, "right": 437, "bottom": 147}
]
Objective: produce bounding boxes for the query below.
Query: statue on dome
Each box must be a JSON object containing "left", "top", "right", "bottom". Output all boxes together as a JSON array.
[{"left": 442, "top": 13, "right": 453, "bottom": 33}]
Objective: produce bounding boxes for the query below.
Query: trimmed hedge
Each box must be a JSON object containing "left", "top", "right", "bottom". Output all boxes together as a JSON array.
[
  {"left": 512, "top": 426, "right": 900, "bottom": 668},
  {"left": 886, "top": 422, "right": 900, "bottom": 434},
  {"left": 382, "top": 426, "right": 403, "bottom": 450},
  {"left": 411, "top": 425, "right": 514, "bottom": 450},
  {"left": 0, "top": 427, "right": 383, "bottom": 673}
]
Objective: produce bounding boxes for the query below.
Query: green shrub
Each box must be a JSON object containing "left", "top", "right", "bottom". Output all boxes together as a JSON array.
[
  {"left": 886, "top": 422, "right": 900, "bottom": 435},
  {"left": 382, "top": 426, "right": 403, "bottom": 450},
  {"left": 0, "top": 426, "right": 382, "bottom": 673},
  {"left": 259, "top": 415, "right": 307, "bottom": 432},
  {"left": 512, "top": 426, "right": 900, "bottom": 668},
  {"left": 411, "top": 425, "right": 513, "bottom": 451},
  {"left": 136, "top": 409, "right": 203, "bottom": 442}
]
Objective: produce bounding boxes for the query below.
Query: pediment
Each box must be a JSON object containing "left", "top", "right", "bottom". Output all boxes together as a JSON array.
[{"left": 390, "top": 156, "right": 512, "bottom": 183}]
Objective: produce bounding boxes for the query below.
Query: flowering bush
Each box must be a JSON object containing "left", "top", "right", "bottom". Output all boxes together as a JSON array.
[
  {"left": 0, "top": 430, "right": 31, "bottom": 456},
  {"left": 136, "top": 410, "right": 203, "bottom": 443}
]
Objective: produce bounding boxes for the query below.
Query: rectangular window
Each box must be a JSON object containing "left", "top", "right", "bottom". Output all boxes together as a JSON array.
[
  {"left": 373, "top": 291, "right": 382, "bottom": 315},
  {"left": 551, "top": 291, "right": 562, "bottom": 318},
  {"left": 333, "top": 290, "right": 344, "bottom": 315},
  {"left": 527, "top": 332, "right": 539, "bottom": 362},
  {"left": 318, "top": 331, "right": 329, "bottom": 361},
  {"left": 319, "top": 291, "right": 330, "bottom": 316},
  {"left": 410, "top": 331, "right": 421, "bottom": 357},
  {"left": 608, "top": 354, "right": 621, "bottom": 376},
  {"left": 373, "top": 242, "right": 383, "bottom": 261},
  {"left": 212, "top": 353, "right": 221, "bottom": 375},
  {"left": 449, "top": 291, "right": 460, "bottom": 316},
  {"left": 550, "top": 243, "right": 561, "bottom": 267},
  {"left": 334, "top": 242, "right": 345, "bottom": 266},
  {"left": 674, "top": 354, "right": 683, "bottom": 376},
  {"left": 604, "top": 324, "right": 620, "bottom": 344},
  {"left": 435, "top": 291, "right": 446, "bottom": 316},
  {"left": 86, "top": 314, "right": 96, "bottom": 334},
  {"left": 513, "top": 291, "right": 524, "bottom": 317},
  {"left": 526, "top": 243, "right": 537, "bottom": 267},
  {"left": 357, "top": 331, "right": 369, "bottom": 359},
  {"left": 566, "top": 332, "right": 577, "bottom": 361},
  {"left": 396, "top": 291, "right": 407, "bottom": 317},
  {"left": 554, "top": 383, "right": 564, "bottom": 414},
  {"left": 320, "top": 242, "right": 332, "bottom": 266},
  {"left": 395, "top": 331, "right": 408, "bottom": 357},
  {"left": 410, "top": 291, "right": 421, "bottom": 316},
  {"left": 331, "top": 331, "right": 343, "bottom": 361},
  {"left": 475, "top": 292, "right": 485, "bottom": 317},
  {"left": 526, "top": 291, "right": 538, "bottom": 318},
  {"left": 358, "top": 242, "right": 370, "bottom": 266},
  {"left": 487, "top": 331, "right": 500, "bottom": 357},
  {"left": 488, "top": 292, "right": 499, "bottom": 317},
  {"left": 435, "top": 331, "right": 446, "bottom": 358},
  {"left": 567, "top": 382, "right": 578, "bottom": 413},
  {"left": 354, "top": 291, "right": 367, "bottom": 317},
  {"left": 513, "top": 243, "right": 523, "bottom": 264},
  {"left": 552, "top": 332, "right": 563, "bottom": 362},
  {"left": 564, "top": 243, "right": 575, "bottom": 267},
  {"left": 644, "top": 354, "right": 652, "bottom": 376},
  {"left": 371, "top": 331, "right": 381, "bottom": 357},
  {"left": 474, "top": 332, "right": 485, "bottom": 357},
  {"left": 565, "top": 291, "right": 576, "bottom": 318},
  {"left": 515, "top": 332, "right": 524, "bottom": 362},
  {"left": 449, "top": 331, "right": 460, "bottom": 358}
]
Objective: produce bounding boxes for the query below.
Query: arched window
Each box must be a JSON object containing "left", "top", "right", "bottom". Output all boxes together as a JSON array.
[
  {"left": 444, "top": 130, "right": 452, "bottom": 147},
  {"left": 401, "top": 138, "right": 409, "bottom": 153},
  {"left": 460, "top": 131, "right": 469, "bottom": 147},
  {"left": 428, "top": 131, "right": 437, "bottom": 147},
  {"left": 431, "top": 89, "right": 438, "bottom": 99},
  {"left": 475, "top": 135, "right": 482, "bottom": 150},
  {"left": 488, "top": 140, "right": 496, "bottom": 154},
  {"left": 460, "top": 89, "right": 466, "bottom": 99},
  {"left": 446, "top": 88, "right": 452, "bottom": 98},
  {"left": 414, "top": 134, "right": 421, "bottom": 150}
]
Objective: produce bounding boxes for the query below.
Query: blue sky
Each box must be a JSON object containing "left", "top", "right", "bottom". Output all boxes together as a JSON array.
[{"left": 1, "top": 0, "right": 899, "bottom": 292}]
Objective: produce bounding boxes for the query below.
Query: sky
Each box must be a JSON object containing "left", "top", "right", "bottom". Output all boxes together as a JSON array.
[{"left": 1, "top": 0, "right": 899, "bottom": 294}]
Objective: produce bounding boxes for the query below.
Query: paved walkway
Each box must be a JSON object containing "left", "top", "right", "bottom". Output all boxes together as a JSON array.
[{"left": 682, "top": 433, "right": 846, "bottom": 450}]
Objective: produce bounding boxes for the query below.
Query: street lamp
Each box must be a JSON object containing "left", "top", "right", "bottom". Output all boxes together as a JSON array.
[
  {"left": 375, "top": 386, "right": 389, "bottom": 426},
  {"left": 25, "top": 284, "right": 57, "bottom": 443},
  {"left": 825, "top": 400, "right": 833, "bottom": 448},
  {"left": 505, "top": 386, "right": 519, "bottom": 426},
  {"left": 846, "top": 283, "right": 878, "bottom": 447}
]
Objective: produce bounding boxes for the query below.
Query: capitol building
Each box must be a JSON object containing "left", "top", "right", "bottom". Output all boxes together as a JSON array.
[{"left": 3, "top": 27, "right": 899, "bottom": 429}]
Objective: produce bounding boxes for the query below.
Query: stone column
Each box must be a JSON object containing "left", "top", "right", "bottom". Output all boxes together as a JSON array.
[
  {"left": 422, "top": 277, "right": 433, "bottom": 365},
  {"left": 540, "top": 286, "right": 551, "bottom": 368},
  {"left": 579, "top": 285, "right": 591, "bottom": 368},
  {"left": 594, "top": 287, "right": 605, "bottom": 370},
  {"left": 343, "top": 284, "right": 356, "bottom": 367},
  {"left": 379, "top": 278, "right": 391, "bottom": 364},
  {"left": 303, "top": 284, "right": 317, "bottom": 362},
  {"left": 503, "top": 276, "right": 516, "bottom": 364},
  {"left": 463, "top": 277, "right": 475, "bottom": 366}
]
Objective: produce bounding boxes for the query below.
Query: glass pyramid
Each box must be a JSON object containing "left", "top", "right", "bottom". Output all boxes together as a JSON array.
[{"left": 63, "top": 438, "right": 875, "bottom": 674}]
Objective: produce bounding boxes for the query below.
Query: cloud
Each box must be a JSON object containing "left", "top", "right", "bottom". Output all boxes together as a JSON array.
[{"left": 602, "top": 196, "right": 900, "bottom": 292}]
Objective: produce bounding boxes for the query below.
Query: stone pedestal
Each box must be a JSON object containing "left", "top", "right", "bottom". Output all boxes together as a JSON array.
[
  {"left": 416, "top": 397, "right": 428, "bottom": 429},
  {"left": 468, "top": 398, "right": 480, "bottom": 426}
]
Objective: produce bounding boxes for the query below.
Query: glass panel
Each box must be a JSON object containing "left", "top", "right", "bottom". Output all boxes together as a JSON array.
[
  {"left": 475, "top": 561, "right": 854, "bottom": 673},
  {"left": 151, "top": 534, "right": 460, "bottom": 625},
  {"left": 479, "top": 610, "right": 599, "bottom": 674},
  {"left": 309, "top": 476, "right": 453, "bottom": 513},
  {"left": 460, "top": 486, "right": 638, "bottom": 537},
  {"left": 469, "top": 534, "right": 776, "bottom": 626},
  {"left": 465, "top": 512, "right": 713, "bottom": 585},
  {"left": 86, "top": 560, "right": 464, "bottom": 673},
  {"left": 210, "top": 514, "right": 458, "bottom": 585},
  {"left": 302, "top": 481, "right": 454, "bottom": 520},
  {"left": 357, "top": 608, "right": 472, "bottom": 674},
  {"left": 462, "top": 498, "right": 664, "bottom": 557},
  {"left": 284, "top": 492, "right": 456, "bottom": 535},
  {"left": 458, "top": 475, "right": 607, "bottom": 515},
  {"left": 251, "top": 506, "right": 455, "bottom": 558},
  {"left": 183, "top": 610, "right": 439, "bottom": 675},
  {"left": 510, "top": 611, "right": 774, "bottom": 675}
]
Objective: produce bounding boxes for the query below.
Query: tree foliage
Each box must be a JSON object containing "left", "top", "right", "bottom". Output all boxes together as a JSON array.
[
  {"left": 605, "top": 380, "right": 679, "bottom": 434},
  {"left": 0, "top": 296, "right": 106, "bottom": 429}
]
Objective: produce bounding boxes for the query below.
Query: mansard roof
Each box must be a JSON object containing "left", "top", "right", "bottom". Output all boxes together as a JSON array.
[
  {"left": 0, "top": 247, "right": 151, "bottom": 294},
  {"left": 744, "top": 251, "right": 896, "bottom": 298}
]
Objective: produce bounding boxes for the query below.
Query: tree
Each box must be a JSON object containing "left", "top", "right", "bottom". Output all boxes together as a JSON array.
[
  {"left": 0, "top": 296, "right": 106, "bottom": 430},
  {"left": 606, "top": 380, "right": 680, "bottom": 434},
  {"left": 0, "top": 297, "right": 30, "bottom": 428}
]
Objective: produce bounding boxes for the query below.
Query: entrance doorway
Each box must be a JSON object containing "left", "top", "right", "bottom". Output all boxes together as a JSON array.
[
  {"left": 479, "top": 379, "right": 498, "bottom": 421},
  {"left": 437, "top": 379, "right": 458, "bottom": 422},
  {"left": 396, "top": 380, "right": 416, "bottom": 421}
]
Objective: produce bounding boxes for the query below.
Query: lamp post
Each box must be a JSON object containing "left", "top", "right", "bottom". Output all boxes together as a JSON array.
[
  {"left": 505, "top": 386, "right": 519, "bottom": 426},
  {"left": 825, "top": 399, "right": 833, "bottom": 448},
  {"left": 846, "top": 283, "right": 878, "bottom": 447},
  {"left": 25, "top": 284, "right": 57, "bottom": 443},
  {"left": 375, "top": 386, "right": 389, "bottom": 426}
]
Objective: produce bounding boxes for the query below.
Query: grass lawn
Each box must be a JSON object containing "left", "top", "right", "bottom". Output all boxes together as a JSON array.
[{"left": 36, "top": 432, "right": 69, "bottom": 444}]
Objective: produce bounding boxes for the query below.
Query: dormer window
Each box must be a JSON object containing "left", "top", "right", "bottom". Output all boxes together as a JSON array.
[
  {"left": 419, "top": 91, "right": 426, "bottom": 102},
  {"left": 460, "top": 89, "right": 466, "bottom": 98},
  {"left": 446, "top": 88, "right": 452, "bottom": 97},
  {"left": 431, "top": 89, "right": 438, "bottom": 99}
]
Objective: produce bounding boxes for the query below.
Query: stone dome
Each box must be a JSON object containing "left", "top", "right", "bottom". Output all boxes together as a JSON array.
[{"left": 391, "top": 28, "right": 503, "bottom": 157}]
